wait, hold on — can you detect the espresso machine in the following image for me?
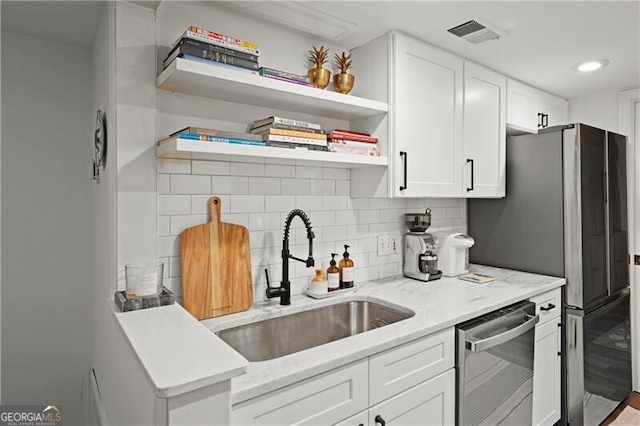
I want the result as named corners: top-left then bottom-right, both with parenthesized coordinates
top-left (403, 209), bottom-right (442, 282)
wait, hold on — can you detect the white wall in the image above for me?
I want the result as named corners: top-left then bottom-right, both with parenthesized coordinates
top-left (1, 31), bottom-right (93, 424)
top-left (568, 90), bottom-right (620, 132)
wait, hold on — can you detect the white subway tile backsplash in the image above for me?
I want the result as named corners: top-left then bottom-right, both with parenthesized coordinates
top-left (170, 256), bottom-right (181, 278)
top-left (322, 225), bottom-right (348, 242)
top-left (248, 177), bottom-right (281, 195)
top-left (309, 211), bottom-right (336, 227)
top-left (230, 162), bottom-right (265, 177)
top-left (158, 216), bottom-right (171, 236)
top-left (323, 167), bottom-right (348, 180)
top-left (230, 195), bottom-right (264, 213)
top-left (157, 174), bottom-right (170, 195)
top-left (282, 178), bottom-right (310, 195)
top-left (369, 198), bottom-right (390, 210)
top-left (170, 215), bottom-right (208, 235)
top-left (335, 211), bottom-right (358, 226)
top-left (265, 195), bottom-right (296, 212)
top-left (158, 235), bottom-right (180, 257)
top-left (349, 198), bottom-right (370, 210)
top-left (447, 206), bottom-right (463, 218)
top-left (323, 195), bottom-right (348, 211)
top-left (158, 158), bottom-right (191, 174)
top-left (171, 175), bottom-right (211, 194)
top-left (310, 179), bottom-right (335, 195)
top-left (335, 181), bottom-right (350, 196)
top-left (296, 165), bottom-right (323, 179)
top-left (265, 164), bottom-right (296, 177)
top-left (192, 160), bottom-right (230, 175)
top-left (157, 159), bottom-right (467, 298)
top-left (295, 195), bottom-right (324, 211)
top-left (221, 213), bottom-right (249, 227)
top-left (158, 195), bottom-right (191, 215)
top-left (248, 212), bottom-right (283, 231)
top-left (191, 194), bottom-right (230, 215)
top-left (357, 210), bottom-right (380, 224)
top-left (212, 176), bottom-right (249, 194)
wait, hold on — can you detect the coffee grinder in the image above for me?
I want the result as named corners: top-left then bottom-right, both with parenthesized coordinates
top-left (403, 208), bottom-right (442, 282)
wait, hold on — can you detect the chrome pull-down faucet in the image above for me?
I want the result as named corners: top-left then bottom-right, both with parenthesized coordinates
top-left (266, 209), bottom-right (314, 305)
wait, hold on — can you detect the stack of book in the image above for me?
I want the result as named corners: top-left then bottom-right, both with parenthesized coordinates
top-left (327, 129), bottom-right (381, 156)
top-left (164, 25), bottom-right (260, 73)
top-left (159, 127), bottom-right (266, 147)
top-left (249, 117), bottom-right (328, 151)
top-left (258, 67), bottom-right (314, 88)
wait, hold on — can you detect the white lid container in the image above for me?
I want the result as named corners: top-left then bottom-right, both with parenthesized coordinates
top-left (433, 231), bottom-right (475, 277)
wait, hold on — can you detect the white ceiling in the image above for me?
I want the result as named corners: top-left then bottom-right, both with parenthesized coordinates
top-left (2, 1), bottom-right (638, 99)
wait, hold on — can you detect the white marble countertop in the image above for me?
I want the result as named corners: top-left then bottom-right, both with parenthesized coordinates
top-left (114, 302), bottom-right (248, 398)
top-left (201, 264), bottom-right (565, 405)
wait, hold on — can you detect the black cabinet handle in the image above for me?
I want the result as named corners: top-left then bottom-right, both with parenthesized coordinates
top-left (543, 113), bottom-right (549, 128)
top-left (540, 303), bottom-right (556, 311)
top-left (358, 424), bottom-right (364, 426)
top-left (399, 151), bottom-right (407, 191)
top-left (538, 113), bottom-right (544, 128)
top-left (375, 415), bottom-right (386, 426)
top-left (466, 158), bottom-right (474, 192)
top-left (558, 351), bottom-right (562, 356)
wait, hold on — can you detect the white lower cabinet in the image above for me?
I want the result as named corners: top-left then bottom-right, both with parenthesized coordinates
top-left (368, 370), bottom-right (455, 426)
top-left (530, 288), bottom-right (562, 426)
top-left (232, 329), bottom-right (455, 426)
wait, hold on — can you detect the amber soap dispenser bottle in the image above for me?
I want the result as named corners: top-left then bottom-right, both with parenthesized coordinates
top-left (339, 244), bottom-right (355, 288)
top-left (327, 253), bottom-right (340, 291)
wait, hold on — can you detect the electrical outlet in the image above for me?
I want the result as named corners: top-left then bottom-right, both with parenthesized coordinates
top-left (377, 234), bottom-right (399, 256)
top-left (377, 234), bottom-right (386, 256)
top-left (389, 233), bottom-right (399, 255)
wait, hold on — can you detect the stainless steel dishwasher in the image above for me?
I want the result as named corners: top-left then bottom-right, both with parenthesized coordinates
top-left (456, 300), bottom-right (539, 426)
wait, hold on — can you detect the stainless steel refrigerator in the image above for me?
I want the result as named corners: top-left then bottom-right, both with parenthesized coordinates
top-left (468, 123), bottom-right (631, 426)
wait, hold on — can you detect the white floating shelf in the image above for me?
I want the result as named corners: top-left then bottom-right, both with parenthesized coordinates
top-left (157, 59), bottom-right (388, 120)
top-left (157, 139), bottom-right (388, 168)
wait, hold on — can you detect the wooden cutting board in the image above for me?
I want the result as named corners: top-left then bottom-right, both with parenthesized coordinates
top-left (181, 196), bottom-right (253, 320)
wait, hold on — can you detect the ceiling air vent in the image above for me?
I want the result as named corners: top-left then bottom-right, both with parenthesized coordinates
top-left (447, 19), bottom-right (501, 44)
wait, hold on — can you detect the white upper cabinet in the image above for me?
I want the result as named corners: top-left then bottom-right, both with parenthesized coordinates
top-left (463, 62), bottom-right (506, 198)
top-left (351, 31), bottom-right (505, 198)
top-left (538, 90), bottom-right (568, 128)
top-left (507, 78), bottom-right (568, 134)
top-left (393, 32), bottom-right (464, 197)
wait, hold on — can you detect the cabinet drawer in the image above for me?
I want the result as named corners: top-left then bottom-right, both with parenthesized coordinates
top-left (232, 360), bottom-right (368, 426)
top-left (530, 288), bottom-right (562, 323)
top-left (369, 328), bottom-right (454, 406)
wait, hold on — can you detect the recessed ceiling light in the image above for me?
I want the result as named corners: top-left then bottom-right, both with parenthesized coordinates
top-left (574, 59), bottom-right (610, 72)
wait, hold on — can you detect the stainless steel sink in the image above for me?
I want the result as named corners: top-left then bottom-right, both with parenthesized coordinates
top-left (215, 300), bottom-right (414, 362)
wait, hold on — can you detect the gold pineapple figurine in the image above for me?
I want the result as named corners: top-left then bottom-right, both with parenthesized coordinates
top-left (333, 51), bottom-right (355, 94)
top-left (308, 46), bottom-right (331, 89)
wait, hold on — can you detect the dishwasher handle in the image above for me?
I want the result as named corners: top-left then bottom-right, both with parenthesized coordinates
top-left (466, 313), bottom-right (539, 352)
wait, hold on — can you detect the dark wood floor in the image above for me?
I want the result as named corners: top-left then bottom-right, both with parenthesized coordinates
top-left (601, 392), bottom-right (640, 425)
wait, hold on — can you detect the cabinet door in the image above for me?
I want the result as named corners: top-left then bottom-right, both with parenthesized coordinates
top-left (393, 32), bottom-right (463, 197)
top-left (369, 369), bottom-right (455, 426)
top-left (507, 79), bottom-right (539, 134)
top-left (538, 91), bottom-right (568, 128)
top-left (532, 318), bottom-right (561, 426)
top-left (463, 62), bottom-right (506, 198)
top-left (232, 361), bottom-right (368, 425)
